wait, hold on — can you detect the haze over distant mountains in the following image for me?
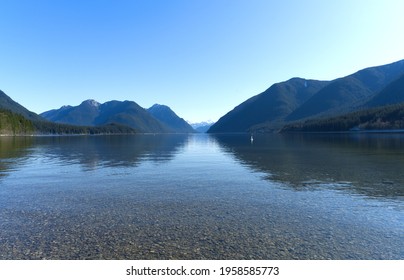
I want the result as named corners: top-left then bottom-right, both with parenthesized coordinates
top-left (190, 121), bottom-right (215, 133)
top-left (209, 59), bottom-right (404, 133)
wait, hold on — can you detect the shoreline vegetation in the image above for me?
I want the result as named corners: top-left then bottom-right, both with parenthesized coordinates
top-left (2, 104), bottom-right (404, 136)
top-left (0, 108), bottom-right (136, 136)
top-left (280, 103), bottom-right (404, 133)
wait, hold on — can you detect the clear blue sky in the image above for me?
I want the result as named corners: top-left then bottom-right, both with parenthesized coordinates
top-left (1, 0), bottom-right (404, 122)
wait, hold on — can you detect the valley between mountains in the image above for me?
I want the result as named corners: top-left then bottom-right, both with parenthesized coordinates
top-left (1, 59), bottom-right (404, 135)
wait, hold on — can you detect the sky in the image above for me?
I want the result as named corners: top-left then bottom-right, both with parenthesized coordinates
top-left (1, 0), bottom-right (404, 123)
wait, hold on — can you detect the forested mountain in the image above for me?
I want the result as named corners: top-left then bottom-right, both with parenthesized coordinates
top-left (209, 59), bottom-right (404, 133)
top-left (208, 78), bottom-right (329, 133)
top-left (0, 91), bottom-right (136, 135)
top-left (0, 108), bottom-right (136, 135)
top-left (0, 90), bottom-right (44, 122)
top-left (364, 74), bottom-right (404, 108)
top-left (0, 108), bottom-right (35, 135)
top-left (281, 103), bottom-right (404, 132)
top-left (286, 59), bottom-right (404, 121)
top-left (41, 100), bottom-right (170, 133)
top-left (147, 104), bottom-right (195, 133)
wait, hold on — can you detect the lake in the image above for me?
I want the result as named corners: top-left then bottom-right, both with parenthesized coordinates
top-left (0, 133), bottom-right (403, 259)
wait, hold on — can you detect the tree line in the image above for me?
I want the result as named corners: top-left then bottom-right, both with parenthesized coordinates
top-left (281, 103), bottom-right (404, 132)
top-left (0, 108), bottom-right (136, 135)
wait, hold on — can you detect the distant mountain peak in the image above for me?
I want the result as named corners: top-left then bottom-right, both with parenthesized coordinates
top-left (81, 99), bottom-right (100, 107)
top-left (149, 103), bottom-right (169, 110)
top-left (147, 104), bottom-right (195, 133)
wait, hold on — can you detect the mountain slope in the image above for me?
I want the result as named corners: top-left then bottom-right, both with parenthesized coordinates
top-left (0, 90), bottom-right (44, 121)
top-left (0, 91), bottom-right (136, 135)
top-left (365, 74), bottom-right (404, 108)
top-left (209, 59), bottom-right (404, 133)
top-left (281, 103), bottom-right (404, 132)
top-left (147, 104), bottom-right (195, 133)
top-left (0, 108), bottom-right (35, 135)
top-left (286, 59), bottom-right (404, 121)
top-left (41, 99), bottom-right (100, 126)
top-left (96, 101), bottom-right (168, 133)
top-left (41, 100), bottom-right (171, 133)
top-left (208, 78), bottom-right (329, 133)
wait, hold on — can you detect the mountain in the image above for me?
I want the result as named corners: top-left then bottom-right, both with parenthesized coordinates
top-left (0, 108), bottom-right (35, 135)
top-left (208, 78), bottom-right (329, 133)
top-left (41, 99), bottom-right (100, 126)
top-left (147, 104), bottom-right (195, 133)
top-left (364, 74), bottom-right (404, 108)
top-left (286, 59), bottom-right (404, 121)
top-left (41, 100), bottom-right (169, 133)
top-left (209, 59), bottom-right (404, 133)
top-left (281, 103), bottom-right (404, 132)
top-left (0, 89), bottom-right (44, 121)
top-left (190, 121), bottom-right (215, 133)
top-left (0, 91), bottom-right (136, 135)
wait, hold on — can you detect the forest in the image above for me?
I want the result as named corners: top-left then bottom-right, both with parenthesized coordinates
top-left (0, 108), bottom-right (136, 135)
top-left (281, 103), bottom-right (404, 132)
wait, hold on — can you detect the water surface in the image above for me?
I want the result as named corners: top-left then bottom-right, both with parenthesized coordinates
top-left (0, 134), bottom-right (403, 259)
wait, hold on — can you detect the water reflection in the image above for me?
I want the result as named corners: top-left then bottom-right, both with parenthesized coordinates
top-left (0, 133), bottom-right (403, 260)
top-left (213, 133), bottom-right (404, 200)
top-left (0, 134), bottom-right (189, 173)
top-left (0, 137), bottom-right (35, 177)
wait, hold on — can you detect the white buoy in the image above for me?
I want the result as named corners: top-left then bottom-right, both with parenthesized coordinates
top-left (250, 135), bottom-right (254, 143)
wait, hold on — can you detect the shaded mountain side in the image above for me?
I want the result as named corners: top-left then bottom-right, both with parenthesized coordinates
top-left (208, 78), bottom-right (329, 133)
top-left (147, 104), bottom-right (195, 133)
top-left (42, 99), bottom-right (100, 126)
top-left (286, 59), bottom-right (404, 121)
top-left (41, 100), bottom-right (170, 133)
top-left (285, 76), bottom-right (372, 120)
top-left (209, 59), bottom-right (404, 133)
top-left (364, 74), bottom-right (404, 108)
top-left (94, 101), bottom-right (169, 133)
top-left (40, 105), bottom-right (72, 120)
top-left (281, 103), bottom-right (404, 132)
top-left (0, 90), bottom-right (44, 121)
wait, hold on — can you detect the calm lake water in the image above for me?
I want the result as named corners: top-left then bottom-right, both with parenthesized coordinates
top-left (0, 133), bottom-right (403, 259)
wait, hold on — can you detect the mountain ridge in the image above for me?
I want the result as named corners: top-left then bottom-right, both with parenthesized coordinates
top-left (147, 104), bottom-right (195, 133)
top-left (41, 99), bottom-right (169, 133)
top-left (209, 59), bottom-right (404, 133)
top-left (208, 78), bottom-right (329, 133)
top-left (0, 90), bottom-right (45, 122)
top-left (40, 100), bottom-right (195, 133)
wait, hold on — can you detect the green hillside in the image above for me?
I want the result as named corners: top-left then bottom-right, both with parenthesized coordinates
top-left (0, 90), bottom-right (44, 121)
top-left (0, 108), bottom-right (136, 136)
top-left (0, 109), bottom-right (35, 135)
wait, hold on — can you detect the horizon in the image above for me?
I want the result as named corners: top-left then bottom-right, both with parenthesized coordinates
top-left (1, 0), bottom-right (404, 123)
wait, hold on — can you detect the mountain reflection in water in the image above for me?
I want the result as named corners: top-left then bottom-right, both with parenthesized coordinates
top-left (213, 133), bottom-right (404, 200)
top-left (0, 134), bottom-right (403, 260)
